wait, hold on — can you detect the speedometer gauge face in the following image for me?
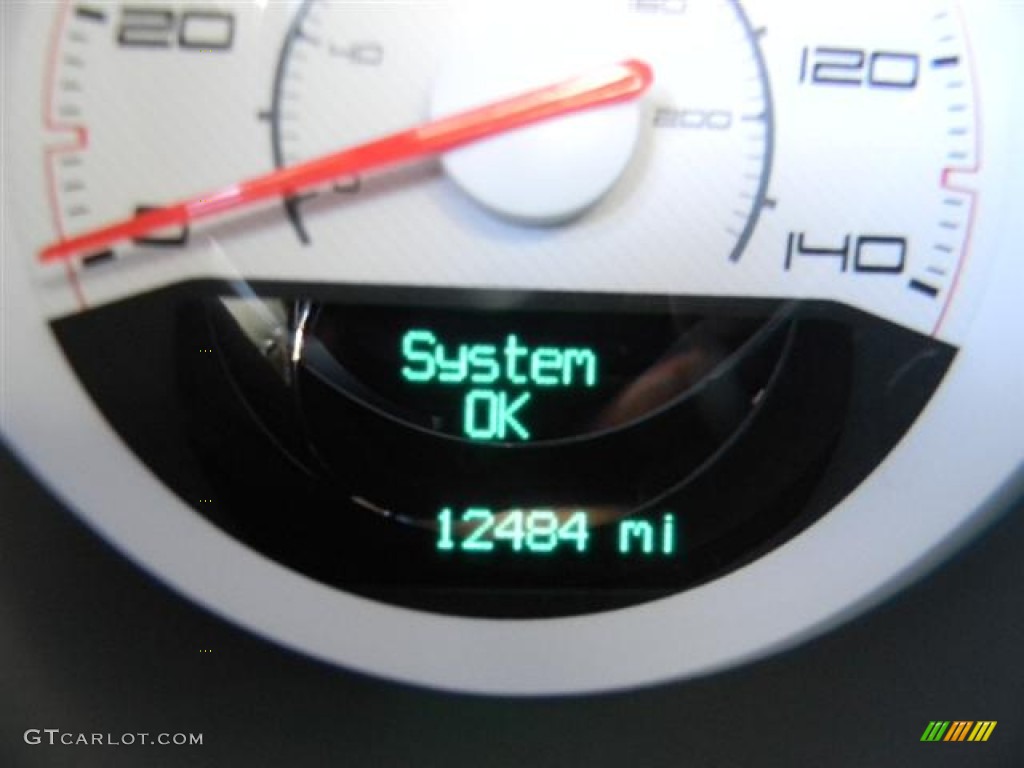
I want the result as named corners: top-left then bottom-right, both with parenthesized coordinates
top-left (3, 1), bottom-right (1022, 693)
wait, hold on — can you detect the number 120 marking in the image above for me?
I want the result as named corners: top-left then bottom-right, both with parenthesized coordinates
top-left (799, 46), bottom-right (919, 90)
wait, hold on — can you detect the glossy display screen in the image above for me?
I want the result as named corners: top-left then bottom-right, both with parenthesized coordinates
top-left (52, 285), bottom-right (954, 616)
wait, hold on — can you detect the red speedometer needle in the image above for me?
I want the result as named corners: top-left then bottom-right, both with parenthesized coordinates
top-left (40, 59), bottom-right (654, 264)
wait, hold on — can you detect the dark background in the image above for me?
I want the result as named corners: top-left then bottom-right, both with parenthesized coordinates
top-left (1, 443), bottom-right (1021, 767)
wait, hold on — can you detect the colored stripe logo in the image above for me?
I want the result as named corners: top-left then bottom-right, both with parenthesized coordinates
top-left (921, 721), bottom-right (997, 742)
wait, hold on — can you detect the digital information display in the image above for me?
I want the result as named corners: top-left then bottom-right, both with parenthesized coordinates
top-left (52, 285), bottom-right (956, 615)
top-left (399, 325), bottom-right (678, 562)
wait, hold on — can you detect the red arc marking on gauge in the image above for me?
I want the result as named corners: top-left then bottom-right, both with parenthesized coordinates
top-left (39, 58), bottom-right (654, 264)
top-left (42, 0), bottom-right (89, 305)
top-left (932, 1), bottom-right (982, 339)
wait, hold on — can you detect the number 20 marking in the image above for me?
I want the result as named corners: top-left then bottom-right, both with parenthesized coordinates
top-left (117, 7), bottom-right (235, 50)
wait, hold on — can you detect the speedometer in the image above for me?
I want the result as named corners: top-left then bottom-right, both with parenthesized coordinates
top-left (2, 0), bottom-right (1022, 694)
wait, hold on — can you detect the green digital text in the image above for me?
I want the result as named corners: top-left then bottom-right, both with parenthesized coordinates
top-left (436, 509), bottom-right (679, 558)
top-left (437, 508), bottom-right (590, 554)
top-left (401, 329), bottom-right (598, 388)
top-left (400, 329), bottom-right (599, 442)
top-left (618, 514), bottom-right (677, 556)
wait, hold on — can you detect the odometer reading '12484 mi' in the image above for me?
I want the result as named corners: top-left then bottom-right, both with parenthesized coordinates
top-left (437, 508), bottom-right (677, 557)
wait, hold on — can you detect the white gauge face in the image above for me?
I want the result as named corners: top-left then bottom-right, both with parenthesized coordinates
top-left (2, 1), bottom-right (1023, 694)
top-left (19, 0), bottom-right (974, 339)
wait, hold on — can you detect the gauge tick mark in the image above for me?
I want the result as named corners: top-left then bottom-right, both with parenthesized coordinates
top-left (74, 6), bottom-right (106, 23)
top-left (909, 279), bottom-right (940, 298)
top-left (82, 249), bottom-right (114, 268)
